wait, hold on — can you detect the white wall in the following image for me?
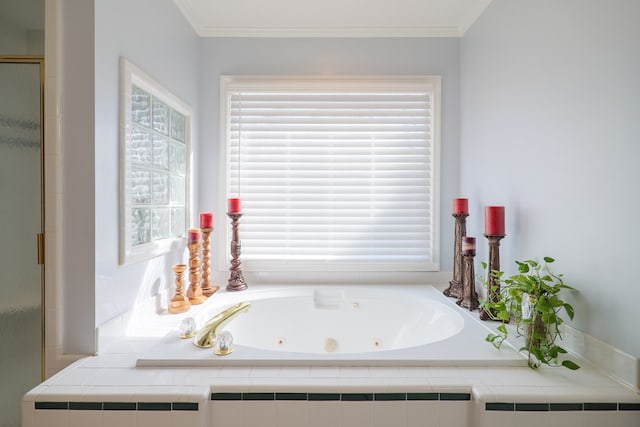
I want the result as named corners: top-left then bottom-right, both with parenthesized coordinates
top-left (61, 0), bottom-right (95, 354)
top-left (460, 0), bottom-right (640, 358)
top-left (93, 0), bottom-right (200, 333)
top-left (199, 38), bottom-right (461, 275)
top-left (61, 4), bottom-right (461, 353)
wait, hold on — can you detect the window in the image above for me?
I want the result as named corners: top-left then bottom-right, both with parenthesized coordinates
top-left (221, 76), bottom-right (440, 271)
top-left (120, 58), bottom-right (191, 264)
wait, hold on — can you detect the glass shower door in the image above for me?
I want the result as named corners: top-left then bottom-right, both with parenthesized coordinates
top-left (0, 60), bottom-right (43, 427)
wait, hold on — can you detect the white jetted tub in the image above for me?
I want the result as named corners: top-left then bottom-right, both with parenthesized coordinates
top-left (136, 285), bottom-right (525, 367)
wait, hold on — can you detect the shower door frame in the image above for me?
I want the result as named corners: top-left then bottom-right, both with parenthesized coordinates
top-left (0, 56), bottom-right (46, 380)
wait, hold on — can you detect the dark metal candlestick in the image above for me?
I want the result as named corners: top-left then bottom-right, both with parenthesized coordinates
top-left (480, 234), bottom-right (506, 321)
top-left (458, 252), bottom-right (479, 311)
top-left (443, 212), bottom-right (468, 299)
top-left (226, 212), bottom-right (247, 292)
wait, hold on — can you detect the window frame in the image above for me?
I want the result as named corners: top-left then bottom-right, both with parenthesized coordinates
top-left (219, 75), bottom-right (441, 272)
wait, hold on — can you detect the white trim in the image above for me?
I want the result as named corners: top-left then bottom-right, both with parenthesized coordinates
top-left (196, 25), bottom-right (463, 38)
top-left (44, 0), bottom-right (63, 378)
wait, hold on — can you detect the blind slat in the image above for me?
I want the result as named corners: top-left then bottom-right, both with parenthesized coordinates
top-left (225, 77), bottom-right (438, 269)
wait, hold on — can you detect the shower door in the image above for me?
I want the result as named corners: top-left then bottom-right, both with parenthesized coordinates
top-left (0, 58), bottom-right (44, 427)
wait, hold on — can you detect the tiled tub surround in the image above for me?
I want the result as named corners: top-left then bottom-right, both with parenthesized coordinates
top-left (23, 285), bottom-right (640, 427)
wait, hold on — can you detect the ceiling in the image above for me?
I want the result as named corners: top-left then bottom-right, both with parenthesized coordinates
top-left (174, 0), bottom-right (494, 38)
top-left (0, 0), bottom-right (491, 38)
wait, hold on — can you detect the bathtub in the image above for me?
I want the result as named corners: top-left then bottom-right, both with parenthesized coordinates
top-left (136, 285), bottom-right (526, 367)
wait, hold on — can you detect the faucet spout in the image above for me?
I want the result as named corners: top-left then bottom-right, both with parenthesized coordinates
top-left (193, 302), bottom-right (250, 348)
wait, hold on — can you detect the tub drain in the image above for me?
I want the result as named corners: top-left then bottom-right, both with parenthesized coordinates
top-left (373, 338), bottom-right (383, 349)
top-left (324, 337), bottom-right (338, 353)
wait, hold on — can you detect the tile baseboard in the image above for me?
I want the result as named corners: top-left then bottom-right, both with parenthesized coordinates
top-left (561, 325), bottom-right (639, 391)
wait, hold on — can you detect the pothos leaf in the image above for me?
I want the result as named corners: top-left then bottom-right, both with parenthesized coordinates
top-left (561, 360), bottom-right (580, 370)
top-left (563, 303), bottom-right (575, 320)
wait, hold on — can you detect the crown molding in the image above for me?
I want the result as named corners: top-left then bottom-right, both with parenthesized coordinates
top-left (195, 26), bottom-right (463, 38)
top-left (193, 25), bottom-right (463, 38)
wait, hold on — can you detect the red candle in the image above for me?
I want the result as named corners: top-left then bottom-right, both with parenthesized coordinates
top-left (187, 228), bottom-right (200, 244)
top-left (485, 206), bottom-right (505, 236)
top-left (462, 236), bottom-right (476, 255)
top-left (453, 198), bottom-right (469, 215)
top-left (199, 212), bottom-right (213, 229)
top-left (228, 198), bottom-right (242, 213)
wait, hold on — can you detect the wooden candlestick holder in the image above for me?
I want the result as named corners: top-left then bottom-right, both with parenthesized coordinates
top-left (480, 234), bottom-right (506, 321)
top-left (186, 242), bottom-right (207, 304)
top-left (443, 212), bottom-right (468, 299)
top-left (226, 212), bottom-right (247, 292)
top-left (458, 252), bottom-right (479, 311)
top-left (168, 264), bottom-right (190, 314)
top-left (200, 227), bottom-right (219, 297)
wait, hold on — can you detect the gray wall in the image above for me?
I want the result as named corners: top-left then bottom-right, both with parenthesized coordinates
top-left (93, 0), bottom-right (199, 331)
top-left (199, 37), bottom-right (461, 274)
top-left (460, 0), bottom-right (640, 357)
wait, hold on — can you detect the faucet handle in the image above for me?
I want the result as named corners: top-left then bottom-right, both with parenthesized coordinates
top-left (214, 331), bottom-right (234, 356)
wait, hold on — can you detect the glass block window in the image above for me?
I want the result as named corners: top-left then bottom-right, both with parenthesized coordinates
top-left (120, 58), bottom-right (191, 264)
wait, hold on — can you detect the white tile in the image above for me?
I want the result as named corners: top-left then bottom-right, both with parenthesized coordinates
top-left (69, 410), bottom-right (103, 427)
top-left (276, 401), bottom-right (308, 427)
top-left (407, 400), bottom-right (439, 427)
top-left (398, 367), bottom-right (432, 378)
top-left (370, 368), bottom-right (403, 378)
top-left (582, 411), bottom-right (618, 427)
top-left (618, 411), bottom-right (640, 427)
top-left (49, 367), bottom-right (98, 386)
top-left (341, 401), bottom-right (374, 427)
top-left (102, 411), bottom-right (136, 427)
top-left (439, 401), bottom-right (470, 427)
top-left (21, 400), bottom-right (35, 427)
top-left (79, 354), bottom-right (138, 368)
top-left (137, 411), bottom-right (172, 427)
top-left (243, 401), bottom-right (276, 427)
top-left (172, 410), bottom-right (204, 427)
top-left (250, 368), bottom-right (281, 378)
top-left (340, 367), bottom-right (371, 378)
top-left (309, 367), bottom-right (341, 378)
top-left (478, 410), bottom-right (515, 427)
top-left (219, 367), bottom-right (251, 378)
top-left (546, 412), bottom-right (587, 427)
top-left (308, 401), bottom-right (340, 427)
top-left (374, 401), bottom-right (407, 427)
top-left (211, 400), bottom-right (242, 427)
top-left (515, 411), bottom-right (548, 427)
top-left (34, 409), bottom-right (68, 427)
top-left (279, 367), bottom-right (311, 378)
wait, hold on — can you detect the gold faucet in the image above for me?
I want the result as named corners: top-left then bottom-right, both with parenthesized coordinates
top-left (193, 302), bottom-right (250, 348)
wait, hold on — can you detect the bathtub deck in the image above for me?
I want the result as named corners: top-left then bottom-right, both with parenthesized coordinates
top-left (135, 285), bottom-right (527, 368)
top-left (23, 348), bottom-right (640, 427)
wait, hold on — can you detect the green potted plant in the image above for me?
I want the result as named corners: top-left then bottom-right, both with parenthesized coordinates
top-left (481, 256), bottom-right (580, 370)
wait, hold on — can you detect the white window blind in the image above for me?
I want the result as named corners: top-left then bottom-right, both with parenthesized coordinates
top-left (222, 76), bottom-right (440, 271)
